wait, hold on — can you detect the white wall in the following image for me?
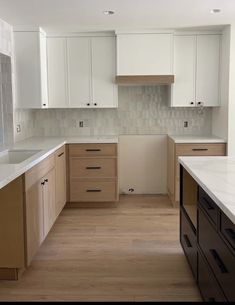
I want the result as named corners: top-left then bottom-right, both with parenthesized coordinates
top-left (119, 135), bottom-right (167, 194)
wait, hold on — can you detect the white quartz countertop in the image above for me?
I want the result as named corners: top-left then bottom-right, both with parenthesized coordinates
top-left (169, 135), bottom-right (226, 144)
top-left (179, 156), bottom-right (235, 224)
top-left (0, 136), bottom-right (118, 190)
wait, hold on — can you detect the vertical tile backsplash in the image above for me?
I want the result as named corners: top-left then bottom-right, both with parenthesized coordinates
top-left (33, 86), bottom-right (212, 137)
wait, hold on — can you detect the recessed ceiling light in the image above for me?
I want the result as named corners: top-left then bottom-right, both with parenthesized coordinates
top-left (103, 10), bottom-right (115, 15)
top-left (210, 8), bottom-right (221, 14)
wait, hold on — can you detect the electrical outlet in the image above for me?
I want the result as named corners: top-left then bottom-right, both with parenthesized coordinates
top-left (79, 121), bottom-right (84, 128)
top-left (184, 121), bottom-right (188, 128)
top-left (16, 124), bottom-right (21, 133)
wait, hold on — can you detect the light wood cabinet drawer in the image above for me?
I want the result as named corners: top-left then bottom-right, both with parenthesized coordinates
top-left (70, 158), bottom-right (117, 178)
top-left (25, 154), bottom-right (55, 191)
top-left (69, 144), bottom-right (117, 157)
top-left (70, 178), bottom-right (117, 202)
top-left (176, 143), bottom-right (226, 156)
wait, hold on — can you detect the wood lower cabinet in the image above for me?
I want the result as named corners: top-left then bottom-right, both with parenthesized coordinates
top-left (167, 137), bottom-right (226, 206)
top-left (180, 166), bottom-right (235, 302)
top-left (25, 178), bottom-right (44, 266)
top-left (68, 144), bottom-right (118, 203)
top-left (55, 145), bottom-right (66, 217)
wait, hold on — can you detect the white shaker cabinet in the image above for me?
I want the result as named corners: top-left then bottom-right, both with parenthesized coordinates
top-left (14, 29), bottom-right (48, 108)
top-left (116, 33), bottom-right (173, 75)
top-left (171, 34), bottom-right (221, 107)
top-left (91, 36), bottom-right (117, 108)
top-left (67, 37), bottom-right (91, 107)
top-left (47, 38), bottom-right (69, 108)
top-left (196, 35), bottom-right (220, 107)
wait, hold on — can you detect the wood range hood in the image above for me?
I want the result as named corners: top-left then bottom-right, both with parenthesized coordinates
top-left (115, 75), bottom-right (174, 85)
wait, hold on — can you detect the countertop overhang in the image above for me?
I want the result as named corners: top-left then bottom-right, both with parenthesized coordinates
top-left (179, 156), bottom-right (235, 224)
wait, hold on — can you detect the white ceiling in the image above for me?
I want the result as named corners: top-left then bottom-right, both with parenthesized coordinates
top-left (0, 0), bottom-right (234, 32)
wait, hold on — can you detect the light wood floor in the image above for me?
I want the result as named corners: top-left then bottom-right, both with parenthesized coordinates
top-left (0, 195), bottom-right (201, 302)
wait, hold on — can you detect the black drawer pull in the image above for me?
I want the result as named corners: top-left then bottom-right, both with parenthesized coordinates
top-left (192, 148), bottom-right (208, 151)
top-left (202, 197), bottom-right (214, 210)
top-left (58, 152), bottom-right (64, 157)
top-left (86, 189), bottom-right (102, 192)
top-left (183, 234), bottom-right (192, 248)
top-left (225, 228), bottom-right (235, 244)
top-left (210, 249), bottom-right (228, 274)
top-left (86, 166), bottom-right (101, 170)
top-left (86, 149), bottom-right (101, 152)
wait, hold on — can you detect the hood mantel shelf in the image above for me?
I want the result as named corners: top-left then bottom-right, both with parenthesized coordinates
top-left (116, 75), bottom-right (174, 85)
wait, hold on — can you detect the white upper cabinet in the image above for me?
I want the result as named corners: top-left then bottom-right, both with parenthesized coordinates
top-left (116, 33), bottom-right (173, 75)
top-left (91, 36), bottom-right (117, 108)
top-left (67, 37), bottom-right (91, 107)
top-left (171, 34), bottom-right (221, 107)
top-left (196, 35), bottom-right (220, 107)
top-left (14, 29), bottom-right (48, 108)
top-left (47, 38), bottom-right (68, 108)
top-left (171, 35), bottom-right (196, 107)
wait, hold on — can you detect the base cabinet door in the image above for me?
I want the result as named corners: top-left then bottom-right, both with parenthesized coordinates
top-left (55, 146), bottom-right (66, 217)
top-left (198, 250), bottom-right (227, 302)
top-left (25, 180), bottom-right (44, 266)
top-left (43, 169), bottom-right (56, 237)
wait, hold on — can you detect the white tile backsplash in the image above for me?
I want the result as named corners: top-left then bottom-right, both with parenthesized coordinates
top-left (33, 86), bottom-right (212, 137)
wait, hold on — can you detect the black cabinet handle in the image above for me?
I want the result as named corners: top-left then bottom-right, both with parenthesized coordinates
top-left (86, 149), bottom-right (101, 152)
top-left (183, 234), bottom-right (192, 248)
top-left (202, 197), bottom-right (214, 210)
top-left (87, 103), bottom-right (90, 106)
top-left (190, 102), bottom-right (194, 105)
top-left (86, 189), bottom-right (102, 192)
top-left (86, 166), bottom-right (101, 170)
top-left (94, 103), bottom-right (97, 106)
top-left (41, 181), bottom-right (45, 186)
top-left (210, 249), bottom-right (228, 274)
top-left (225, 228), bottom-right (235, 245)
top-left (44, 179), bottom-right (48, 183)
top-left (58, 152), bottom-right (64, 157)
top-left (192, 148), bottom-right (208, 151)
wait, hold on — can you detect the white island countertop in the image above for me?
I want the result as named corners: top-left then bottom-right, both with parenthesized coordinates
top-left (169, 135), bottom-right (226, 144)
top-left (0, 136), bottom-right (118, 190)
top-left (179, 156), bottom-right (235, 224)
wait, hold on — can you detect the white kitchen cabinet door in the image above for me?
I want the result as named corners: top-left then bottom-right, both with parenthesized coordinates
top-left (171, 35), bottom-right (196, 107)
top-left (47, 37), bottom-right (68, 108)
top-left (67, 37), bottom-right (91, 108)
top-left (91, 37), bottom-right (118, 108)
top-left (117, 33), bottom-right (173, 75)
top-left (196, 35), bottom-right (221, 107)
top-left (14, 30), bottom-right (48, 108)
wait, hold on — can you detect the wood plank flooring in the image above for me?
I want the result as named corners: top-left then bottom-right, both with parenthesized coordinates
top-left (0, 195), bottom-right (201, 301)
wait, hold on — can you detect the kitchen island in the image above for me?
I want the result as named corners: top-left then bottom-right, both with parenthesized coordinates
top-left (179, 156), bottom-right (235, 302)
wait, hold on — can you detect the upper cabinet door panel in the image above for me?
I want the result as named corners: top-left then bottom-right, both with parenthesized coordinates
top-left (117, 33), bottom-right (173, 75)
top-left (172, 35), bottom-right (196, 107)
top-left (196, 35), bottom-right (221, 107)
top-left (47, 37), bottom-right (68, 108)
top-left (39, 32), bottom-right (49, 108)
top-left (67, 37), bottom-right (91, 108)
top-left (91, 36), bottom-right (117, 108)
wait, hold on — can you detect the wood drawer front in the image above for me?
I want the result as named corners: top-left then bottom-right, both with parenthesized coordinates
top-left (199, 187), bottom-right (218, 226)
top-left (221, 212), bottom-right (235, 253)
top-left (198, 208), bottom-right (235, 301)
top-left (70, 179), bottom-right (117, 202)
top-left (198, 250), bottom-right (227, 302)
top-left (70, 158), bottom-right (117, 178)
top-left (69, 144), bottom-right (117, 157)
top-left (25, 154), bottom-right (55, 191)
top-left (180, 209), bottom-right (197, 279)
top-left (176, 143), bottom-right (226, 157)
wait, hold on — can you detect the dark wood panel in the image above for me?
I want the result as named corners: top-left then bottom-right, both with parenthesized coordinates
top-left (198, 250), bottom-right (227, 302)
top-left (198, 208), bottom-right (235, 301)
top-left (198, 187), bottom-right (218, 227)
top-left (180, 209), bottom-right (197, 279)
